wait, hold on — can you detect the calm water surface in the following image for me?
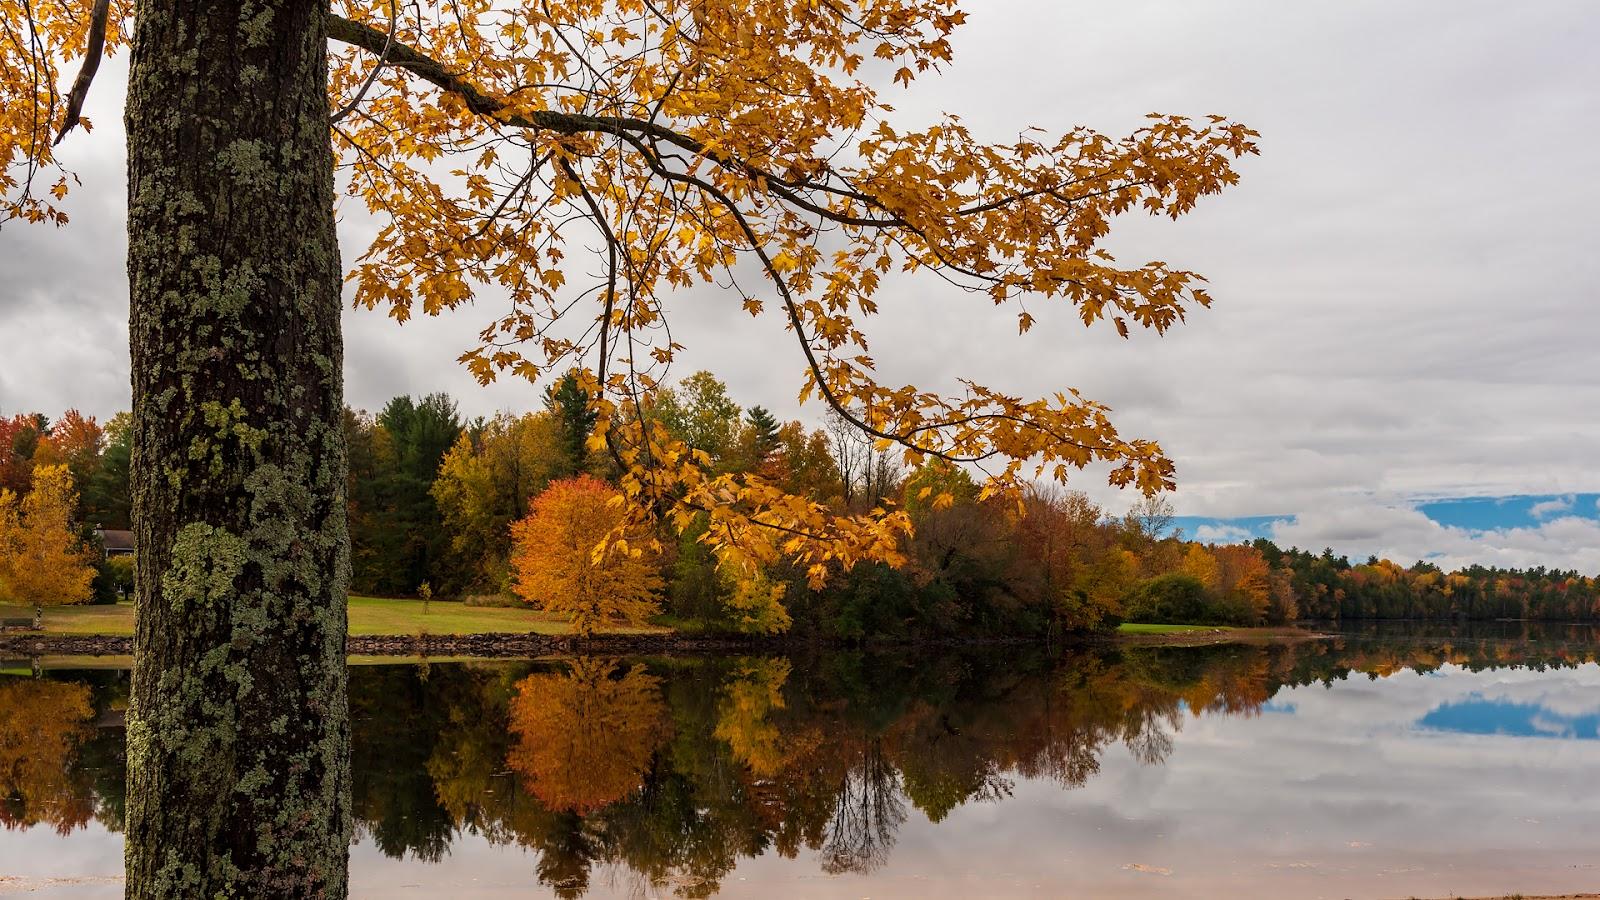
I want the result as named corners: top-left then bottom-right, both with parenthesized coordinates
top-left (4, 624), bottom-right (1600, 898)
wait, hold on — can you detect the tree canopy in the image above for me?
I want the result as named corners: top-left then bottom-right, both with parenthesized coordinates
top-left (509, 474), bottom-right (664, 634)
top-left (0, 463), bottom-right (95, 617)
top-left (2, 0), bottom-right (1257, 598)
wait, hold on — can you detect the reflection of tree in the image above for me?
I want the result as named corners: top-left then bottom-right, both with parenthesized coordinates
top-left (891, 701), bottom-right (1013, 823)
top-left (1122, 706), bottom-right (1177, 767)
top-left (399, 636), bottom-right (1600, 898)
top-left (20, 635), bottom-right (1593, 896)
top-left (0, 679), bottom-right (95, 834)
top-left (508, 659), bottom-right (668, 813)
top-left (534, 809), bottom-right (600, 899)
top-left (349, 665), bottom-right (458, 862)
top-left (819, 737), bottom-right (905, 875)
top-left (714, 658), bottom-right (792, 778)
top-left (425, 668), bottom-right (522, 838)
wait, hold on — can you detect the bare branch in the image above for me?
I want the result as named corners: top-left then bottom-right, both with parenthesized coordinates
top-left (53, 0), bottom-right (109, 145)
top-left (330, 0), bottom-right (396, 125)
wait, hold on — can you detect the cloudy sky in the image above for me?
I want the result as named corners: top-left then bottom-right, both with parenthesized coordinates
top-left (1, 0), bottom-right (1596, 570)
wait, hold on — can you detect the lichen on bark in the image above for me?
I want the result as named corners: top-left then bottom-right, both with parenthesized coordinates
top-left (123, 1), bottom-right (352, 897)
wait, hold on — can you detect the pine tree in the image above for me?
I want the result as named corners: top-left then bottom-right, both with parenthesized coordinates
top-left (544, 372), bottom-right (598, 478)
top-left (744, 406), bottom-right (781, 466)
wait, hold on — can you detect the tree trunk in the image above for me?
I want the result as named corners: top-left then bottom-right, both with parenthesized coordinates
top-left (124, 1), bottom-right (350, 896)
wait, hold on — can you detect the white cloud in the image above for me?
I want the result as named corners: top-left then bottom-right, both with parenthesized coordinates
top-left (1530, 496), bottom-right (1575, 519)
top-left (1271, 498), bottom-right (1600, 571)
top-left (1193, 524), bottom-right (1253, 544)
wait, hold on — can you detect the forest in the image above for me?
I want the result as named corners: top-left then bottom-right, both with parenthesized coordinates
top-left (4, 373), bottom-right (1598, 637)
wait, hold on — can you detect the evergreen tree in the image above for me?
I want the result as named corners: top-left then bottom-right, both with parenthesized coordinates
top-left (351, 394), bottom-right (462, 595)
top-left (744, 406), bottom-right (781, 466)
top-left (82, 413), bottom-right (131, 530)
top-left (544, 372), bottom-right (597, 478)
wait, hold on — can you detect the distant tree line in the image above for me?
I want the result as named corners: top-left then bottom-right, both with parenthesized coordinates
top-left (1259, 543), bottom-right (1600, 623)
top-left (5, 380), bottom-right (1597, 633)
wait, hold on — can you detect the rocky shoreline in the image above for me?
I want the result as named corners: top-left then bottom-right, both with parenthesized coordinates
top-left (0, 630), bottom-right (1057, 659)
top-left (0, 627), bottom-right (1327, 659)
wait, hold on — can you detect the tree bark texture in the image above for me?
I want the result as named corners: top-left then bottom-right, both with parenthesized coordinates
top-left (124, 0), bottom-right (351, 896)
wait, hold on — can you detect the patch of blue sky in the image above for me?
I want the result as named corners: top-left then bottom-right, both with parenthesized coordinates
top-left (1415, 493), bottom-right (1600, 531)
top-left (1171, 515), bottom-right (1285, 543)
top-left (1175, 493), bottom-right (1600, 546)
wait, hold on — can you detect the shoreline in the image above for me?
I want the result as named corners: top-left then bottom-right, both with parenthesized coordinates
top-left (1112, 626), bottom-right (1334, 647)
top-left (0, 626), bottom-right (1330, 659)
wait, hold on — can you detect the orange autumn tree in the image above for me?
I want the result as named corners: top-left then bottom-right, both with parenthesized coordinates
top-left (5, 2), bottom-right (1255, 623)
top-left (0, 464), bottom-right (95, 627)
top-left (509, 475), bottom-right (663, 635)
top-left (1212, 543), bottom-right (1272, 626)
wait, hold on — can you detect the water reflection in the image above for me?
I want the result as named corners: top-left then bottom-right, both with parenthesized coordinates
top-left (4, 628), bottom-right (1600, 897)
top-left (0, 672), bottom-right (124, 836)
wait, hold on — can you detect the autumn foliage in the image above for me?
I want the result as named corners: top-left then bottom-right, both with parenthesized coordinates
top-left (509, 475), bottom-right (663, 635)
top-left (0, 464), bottom-right (95, 620)
top-left (9, 5), bottom-right (1587, 635)
top-left (3, 0), bottom-right (1259, 611)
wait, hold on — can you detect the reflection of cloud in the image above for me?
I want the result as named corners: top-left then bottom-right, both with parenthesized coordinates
top-left (1529, 714), bottom-right (1571, 736)
top-left (880, 660), bottom-right (1600, 899)
top-left (1465, 678), bottom-right (1600, 720)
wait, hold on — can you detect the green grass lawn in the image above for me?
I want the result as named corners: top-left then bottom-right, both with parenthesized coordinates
top-left (1, 597), bottom-right (667, 638)
top-left (1117, 622), bottom-right (1238, 635)
top-left (0, 603), bottom-right (139, 636)
top-left (346, 596), bottom-right (584, 636)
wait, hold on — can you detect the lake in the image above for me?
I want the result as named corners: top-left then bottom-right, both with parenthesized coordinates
top-left (4, 624), bottom-right (1600, 898)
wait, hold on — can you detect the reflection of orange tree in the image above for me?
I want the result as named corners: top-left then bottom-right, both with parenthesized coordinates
top-left (507, 659), bottom-right (668, 813)
top-left (336, 640), bottom-right (1600, 897)
top-left (0, 679), bottom-right (95, 834)
top-left (399, 641), bottom-right (1600, 892)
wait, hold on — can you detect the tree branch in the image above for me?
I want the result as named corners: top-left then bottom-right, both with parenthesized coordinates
top-left (330, 0), bottom-right (396, 125)
top-left (53, 0), bottom-right (109, 145)
top-left (325, 13), bottom-right (905, 227)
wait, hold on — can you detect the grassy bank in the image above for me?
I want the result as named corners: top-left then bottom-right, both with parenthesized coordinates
top-left (1117, 623), bottom-right (1238, 635)
top-left (0, 597), bottom-right (668, 638)
top-left (3, 604), bottom-right (1317, 644)
top-left (1117, 622), bottom-right (1325, 646)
